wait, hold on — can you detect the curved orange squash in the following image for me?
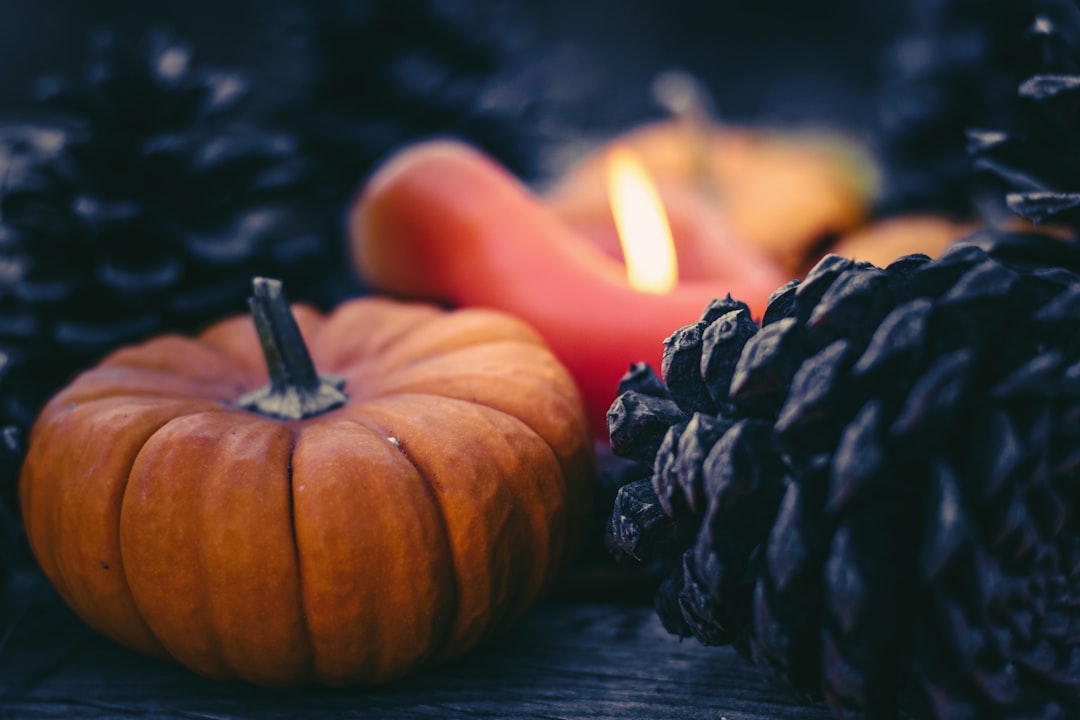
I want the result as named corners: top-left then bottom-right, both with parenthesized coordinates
top-left (350, 140), bottom-right (786, 438)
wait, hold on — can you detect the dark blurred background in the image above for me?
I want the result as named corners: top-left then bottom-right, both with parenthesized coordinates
top-left (0, 0), bottom-right (906, 178)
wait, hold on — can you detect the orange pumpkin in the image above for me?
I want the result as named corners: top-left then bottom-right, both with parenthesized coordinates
top-left (18, 279), bottom-right (594, 687)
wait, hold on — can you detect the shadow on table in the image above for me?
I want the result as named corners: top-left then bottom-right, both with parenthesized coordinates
top-left (0, 565), bottom-right (832, 720)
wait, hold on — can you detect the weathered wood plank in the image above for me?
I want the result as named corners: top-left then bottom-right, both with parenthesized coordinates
top-left (0, 569), bottom-right (832, 720)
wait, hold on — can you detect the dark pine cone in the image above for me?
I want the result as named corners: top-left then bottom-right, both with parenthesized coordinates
top-left (875, 0), bottom-right (1052, 220)
top-left (969, 0), bottom-right (1080, 228)
top-left (263, 0), bottom-right (544, 189)
top-left (606, 234), bottom-right (1080, 719)
top-left (0, 28), bottom-right (358, 512)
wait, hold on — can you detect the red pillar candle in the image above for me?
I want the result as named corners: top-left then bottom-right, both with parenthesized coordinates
top-left (349, 140), bottom-right (787, 438)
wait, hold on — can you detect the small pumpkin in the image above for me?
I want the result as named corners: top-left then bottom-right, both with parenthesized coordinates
top-left (18, 278), bottom-right (594, 687)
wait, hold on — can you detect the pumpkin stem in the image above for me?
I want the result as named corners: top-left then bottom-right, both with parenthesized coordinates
top-left (237, 277), bottom-right (348, 419)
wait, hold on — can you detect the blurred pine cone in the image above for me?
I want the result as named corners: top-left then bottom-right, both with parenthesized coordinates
top-left (0, 28), bottom-right (355, 511)
top-left (263, 0), bottom-right (545, 190)
top-left (606, 234), bottom-right (1080, 719)
top-left (969, 0), bottom-right (1080, 228)
top-left (875, 0), bottom-right (1049, 219)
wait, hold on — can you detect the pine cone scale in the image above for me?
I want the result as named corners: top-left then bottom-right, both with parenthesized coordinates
top-left (606, 234), bottom-right (1080, 717)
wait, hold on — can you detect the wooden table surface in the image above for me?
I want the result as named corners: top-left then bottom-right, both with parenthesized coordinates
top-left (0, 564), bottom-right (835, 720)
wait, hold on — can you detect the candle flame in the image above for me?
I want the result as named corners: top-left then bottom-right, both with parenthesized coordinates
top-left (605, 146), bottom-right (678, 293)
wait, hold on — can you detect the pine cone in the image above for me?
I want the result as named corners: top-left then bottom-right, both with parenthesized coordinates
top-left (263, 0), bottom-right (544, 188)
top-left (606, 234), bottom-right (1080, 719)
top-left (0, 27), bottom-right (358, 509)
top-left (875, 0), bottom-right (1048, 219)
top-left (969, 1), bottom-right (1080, 228)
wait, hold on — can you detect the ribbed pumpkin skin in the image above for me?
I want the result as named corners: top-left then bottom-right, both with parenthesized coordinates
top-left (18, 297), bottom-right (594, 687)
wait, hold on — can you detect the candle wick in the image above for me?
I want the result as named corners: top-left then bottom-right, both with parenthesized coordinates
top-left (651, 69), bottom-right (720, 205)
